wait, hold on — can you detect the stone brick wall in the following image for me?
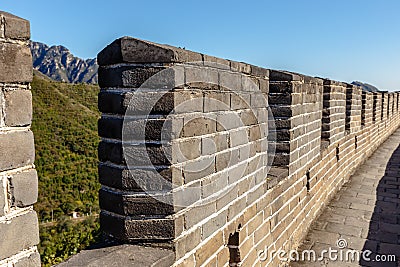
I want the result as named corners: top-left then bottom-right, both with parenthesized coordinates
top-left (0, 11), bottom-right (40, 267)
top-left (345, 84), bottom-right (362, 133)
top-left (269, 72), bottom-right (323, 179)
top-left (362, 91), bottom-right (373, 127)
top-left (97, 37), bottom-right (400, 266)
top-left (321, 80), bottom-right (346, 145)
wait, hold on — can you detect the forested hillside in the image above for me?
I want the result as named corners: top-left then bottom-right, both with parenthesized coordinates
top-left (31, 73), bottom-right (101, 266)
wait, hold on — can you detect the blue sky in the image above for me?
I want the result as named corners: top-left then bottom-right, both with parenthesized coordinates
top-left (2, 0), bottom-right (400, 90)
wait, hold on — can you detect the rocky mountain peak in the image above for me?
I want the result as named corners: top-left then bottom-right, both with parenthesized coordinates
top-left (30, 41), bottom-right (98, 84)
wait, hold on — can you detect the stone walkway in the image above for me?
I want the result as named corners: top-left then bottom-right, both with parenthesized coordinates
top-left (291, 129), bottom-right (400, 267)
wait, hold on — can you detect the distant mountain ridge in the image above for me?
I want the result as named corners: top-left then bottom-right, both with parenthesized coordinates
top-left (30, 41), bottom-right (98, 84)
top-left (351, 81), bottom-right (380, 92)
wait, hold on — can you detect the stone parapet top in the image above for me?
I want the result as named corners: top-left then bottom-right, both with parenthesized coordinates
top-left (0, 11), bottom-right (30, 40)
top-left (97, 37), bottom-right (271, 78)
top-left (57, 244), bottom-right (174, 267)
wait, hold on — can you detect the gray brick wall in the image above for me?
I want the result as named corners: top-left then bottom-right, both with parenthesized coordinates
top-left (0, 11), bottom-right (40, 267)
top-left (97, 37), bottom-right (400, 266)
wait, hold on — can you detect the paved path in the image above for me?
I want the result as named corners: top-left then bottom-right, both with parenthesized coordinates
top-left (291, 129), bottom-right (400, 267)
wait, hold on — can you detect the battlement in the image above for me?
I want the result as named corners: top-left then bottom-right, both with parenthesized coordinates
top-left (1, 11), bottom-right (400, 267)
top-left (95, 38), bottom-right (400, 266)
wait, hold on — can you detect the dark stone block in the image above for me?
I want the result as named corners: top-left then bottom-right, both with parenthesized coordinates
top-left (97, 37), bottom-right (202, 65)
top-left (98, 66), bottom-right (166, 88)
top-left (269, 70), bottom-right (302, 82)
top-left (271, 153), bottom-right (290, 166)
top-left (98, 117), bottom-right (123, 139)
top-left (270, 106), bottom-right (293, 118)
top-left (56, 244), bottom-right (174, 267)
top-left (269, 93), bottom-right (291, 105)
top-left (269, 82), bottom-right (293, 93)
top-left (99, 188), bottom-right (174, 216)
top-left (98, 163), bottom-right (172, 191)
top-left (98, 117), bottom-right (169, 141)
top-left (98, 141), bottom-right (124, 164)
top-left (98, 141), bottom-right (170, 166)
top-left (267, 167), bottom-right (289, 185)
top-left (98, 91), bottom-right (174, 115)
top-left (100, 211), bottom-right (175, 241)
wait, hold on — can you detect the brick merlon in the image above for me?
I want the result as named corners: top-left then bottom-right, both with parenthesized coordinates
top-left (97, 36), bottom-right (271, 79)
top-left (0, 11), bottom-right (30, 40)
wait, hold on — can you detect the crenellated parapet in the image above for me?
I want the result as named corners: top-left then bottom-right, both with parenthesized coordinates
top-left (96, 37), bottom-right (400, 266)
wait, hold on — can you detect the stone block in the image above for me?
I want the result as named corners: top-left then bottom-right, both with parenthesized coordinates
top-left (100, 211), bottom-right (175, 241)
top-left (185, 65), bottom-right (219, 90)
top-left (14, 252), bottom-right (41, 267)
top-left (0, 211), bottom-right (39, 260)
top-left (98, 66), bottom-right (168, 88)
top-left (173, 138), bottom-right (201, 162)
top-left (4, 89), bottom-right (32, 127)
top-left (241, 75), bottom-right (259, 92)
top-left (201, 172), bottom-right (228, 199)
top-left (56, 244), bottom-right (174, 267)
top-left (184, 201), bottom-right (216, 230)
top-left (201, 210), bottom-right (228, 239)
top-left (250, 65), bottom-right (269, 78)
top-left (0, 42), bottom-right (32, 83)
top-left (0, 130), bottom-right (35, 172)
top-left (98, 141), bottom-right (169, 166)
top-left (173, 90), bottom-right (203, 114)
top-left (97, 37), bottom-right (202, 65)
top-left (0, 11), bottom-right (30, 40)
top-left (230, 92), bottom-right (251, 110)
top-left (269, 70), bottom-right (302, 82)
top-left (98, 163), bottom-right (173, 191)
top-left (99, 188), bottom-right (173, 216)
top-left (230, 129), bottom-right (249, 147)
top-left (194, 231), bottom-right (223, 265)
top-left (216, 112), bottom-right (242, 131)
top-left (219, 70), bottom-right (241, 91)
top-left (182, 156), bottom-right (215, 183)
top-left (175, 227), bottom-right (201, 258)
top-left (202, 55), bottom-right (230, 70)
top-left (10, 169), bottom-right (38, 207)
top-left (98, 90), bottom-right (175, 115)
top-left (98, 117), bottom-right (173, 141)
top-left (182, 116), bottom-right (216, 137)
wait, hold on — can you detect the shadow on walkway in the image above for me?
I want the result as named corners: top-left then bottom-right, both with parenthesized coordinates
top-left (360, 144), bottom-right (400, 267)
